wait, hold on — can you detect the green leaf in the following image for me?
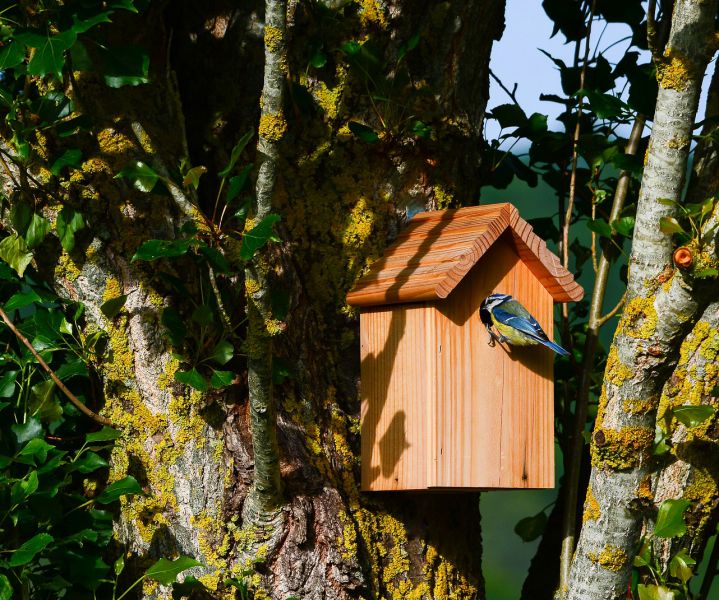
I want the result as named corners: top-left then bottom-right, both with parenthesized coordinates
top-left (210, 370), bottom-right (234, 388)
top-left (18, 438), bottom-right (53, 464)
top-left (26, 213), bottom-right (51, 249)
top-left (611, 216), bottom-right (635, 238)
top-left (659, 216), bottom-right (686, 235)
top-left (637, 584), bottom-right (677, 600)
top-left (240, 214), bottom-right (281, 261)
top-left (0, 370), bottom-right (17, 398)
top-left (348, 121), bottom-right (379, 143)
top-left (672, 405), bottom-right (715, 428)
top-left (114, 160), bottom-right (159, 192)
top-left (669, 548), bottom-right (695, 584)
top-left (114, 555), bottom-right (125, 577)
top-left (102, 44), bottom-right (150, 87)
top-left (586, 219), bottom-right (612, 238)
top-left (86, 426), bottom-right (122, 443)
top-left (11, 203), bottom-right (32, 236)
top-left (12, 417), bottom-right (43, 445)
top-left (491, 103), bottom-right (528, 128)
top-left (11, 470), bottom-right (39, 503)
top-left (24, 30), bottom-right (77, 78)
top-left (226, 164), bottom-right (253, 203)
top-left (100, 294), bottom-right (127, 319)
top-left (5, 289), bottom-right (41, 311)
top-left (411, 120), bottom-right (432, 138)
top-left (219, 130), bottom-right (254, 178)
top-left (0, 42), bottom-right (26, 70)
top-left (29, 379), bottom-right (62, 423)
top-left (56, 207), bottom-right (85, 252)
top-left (96, 475), bottom-right (144, 504)
top-left (578, 88), bottom-right (629, 119)
top-left (55, 358), bottom-right (88, 380)
top-left (0, 234), bottom-right (33, 277)
top-left (0, 574), bottom-right (12, 600)
top-left (161, 307), bottom-right (187, 347)
top-left (8, 533), bottom-right (53, 567)
top-left (50, 148), bottom-right (83, 176)
top-left (145, 556), bottom-right (203, 586)
top-left (183, 166), bottom-right (207, 190)
top-left (73, 451), bottom-right (109, 473)
top-left (132, 238), bottom-right (193, 262)
top-left (695, 268), bottom-right (719, 279)
top-left (209, 340), bottom-right (233, 365)
top-left (310, 46), bottom-right (327, 68)
top-left (654, 498), bottom-right (691, 538)
top-left (174, 368), bottom-right (209, 392)
top-left (514, 511), bottom-right (547, 542)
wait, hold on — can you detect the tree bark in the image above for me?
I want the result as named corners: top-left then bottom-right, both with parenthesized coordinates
top-left (565, 1), bottom-right (719, 598)
top-left (10, 1), bottom-right (506, 598)
top-left (652, 59), bottom-right (719, 567)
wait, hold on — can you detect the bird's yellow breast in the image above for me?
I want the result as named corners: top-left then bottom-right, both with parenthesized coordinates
top-left (492, 315), bottom-right (536, 346)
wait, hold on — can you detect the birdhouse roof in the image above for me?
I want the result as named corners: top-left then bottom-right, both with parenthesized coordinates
top-left (346, 203), bottom-right (584, 307)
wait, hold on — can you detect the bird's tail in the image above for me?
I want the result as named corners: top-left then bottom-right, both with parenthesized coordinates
top-left (541, 339), bottom-right (570, 356)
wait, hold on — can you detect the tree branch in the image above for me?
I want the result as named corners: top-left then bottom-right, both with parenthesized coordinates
top-left (242, 0), bottom-right (286, 524)
top-left (0, 306), bottom-right (112, 426)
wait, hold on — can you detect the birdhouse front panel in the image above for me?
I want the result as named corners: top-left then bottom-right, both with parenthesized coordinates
top-left (348, 203), bottom-right (583, 492)
top-left (431, 239), bottom-right (554, 489)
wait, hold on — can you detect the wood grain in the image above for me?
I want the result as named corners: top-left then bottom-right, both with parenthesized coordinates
top-left (346, 202), bottom-right (583, 307)
top-left (360, 237), bottom-right (555, 491)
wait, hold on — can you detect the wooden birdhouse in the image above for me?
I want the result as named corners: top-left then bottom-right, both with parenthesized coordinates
top-left (347, 203), bottom-right (583, 491)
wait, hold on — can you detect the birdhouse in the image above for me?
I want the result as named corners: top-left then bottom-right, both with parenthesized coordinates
top-left (347, 203), bottom-right (583, 491)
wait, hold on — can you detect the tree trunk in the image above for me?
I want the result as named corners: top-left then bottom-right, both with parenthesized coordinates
top-left (23, 1), bottom-right (506, 598)
top-left (652, 60), bottom-right (719, 567)
top-left (565, 1), bottom-right (719, 598)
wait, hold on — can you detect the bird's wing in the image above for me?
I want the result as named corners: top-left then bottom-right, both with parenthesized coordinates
top-left (493, 306), bottom-right (550, 343)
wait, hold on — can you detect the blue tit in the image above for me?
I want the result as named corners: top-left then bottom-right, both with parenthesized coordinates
top-left (479, 293), bottom-right (569, 356)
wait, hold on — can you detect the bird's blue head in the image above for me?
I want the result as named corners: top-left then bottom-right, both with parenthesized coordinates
top-left (479, 293), bottom-right (512, 324)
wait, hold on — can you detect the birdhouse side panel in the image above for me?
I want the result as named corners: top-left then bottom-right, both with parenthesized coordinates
top-left (430, 238), bottom-right (555, 489)
top-left (360, 304), bottom-right (434, 491)
top-left (501, 259), bottom-right (554, 489)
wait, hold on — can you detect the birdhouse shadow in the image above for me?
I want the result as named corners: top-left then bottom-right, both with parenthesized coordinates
top-left (360, 217), bottom-right (454, 487)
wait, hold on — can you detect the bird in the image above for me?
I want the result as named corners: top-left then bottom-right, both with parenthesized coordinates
top-left (479, 293), bottom-right (569, 356)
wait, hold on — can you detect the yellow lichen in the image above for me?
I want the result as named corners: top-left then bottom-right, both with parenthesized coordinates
top-left (623, 397), bottom-right (656, 415)
top-left (657, 48), bottom-right (695, 91)
top-left (358, 0), bottom-right (388, 28)
top-left (259, 112), bottom-right (287, 142)
top-left (587, 544), bottom-right (629, 572)
top-left (583, 485), bottom-right (601, 522)
top-left (591, 426), bottom-right (654, 470)
top-left (620, 296), bottom-right (658, 340)
top-left (264, 25), bottom-right (283, 52)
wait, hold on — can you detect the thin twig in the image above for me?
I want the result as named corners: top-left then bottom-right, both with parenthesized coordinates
top-left (489, 68), bottom-right (520, 106)
top-left (647, 0), bottom-right (660, 61)
top-left (208, 266), bottom-right (232, 331)
top-left (597, 292), bottom-right (627, 327)
top-left (0, 306), bottom-right (112, 426)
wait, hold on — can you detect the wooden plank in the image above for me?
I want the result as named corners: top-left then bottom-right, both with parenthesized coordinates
top-left (360, 304), bottom-right (431, 491)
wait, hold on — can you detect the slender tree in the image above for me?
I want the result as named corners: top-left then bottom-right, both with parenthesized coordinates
top-left (566, 1), bottom-right (719, 598)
